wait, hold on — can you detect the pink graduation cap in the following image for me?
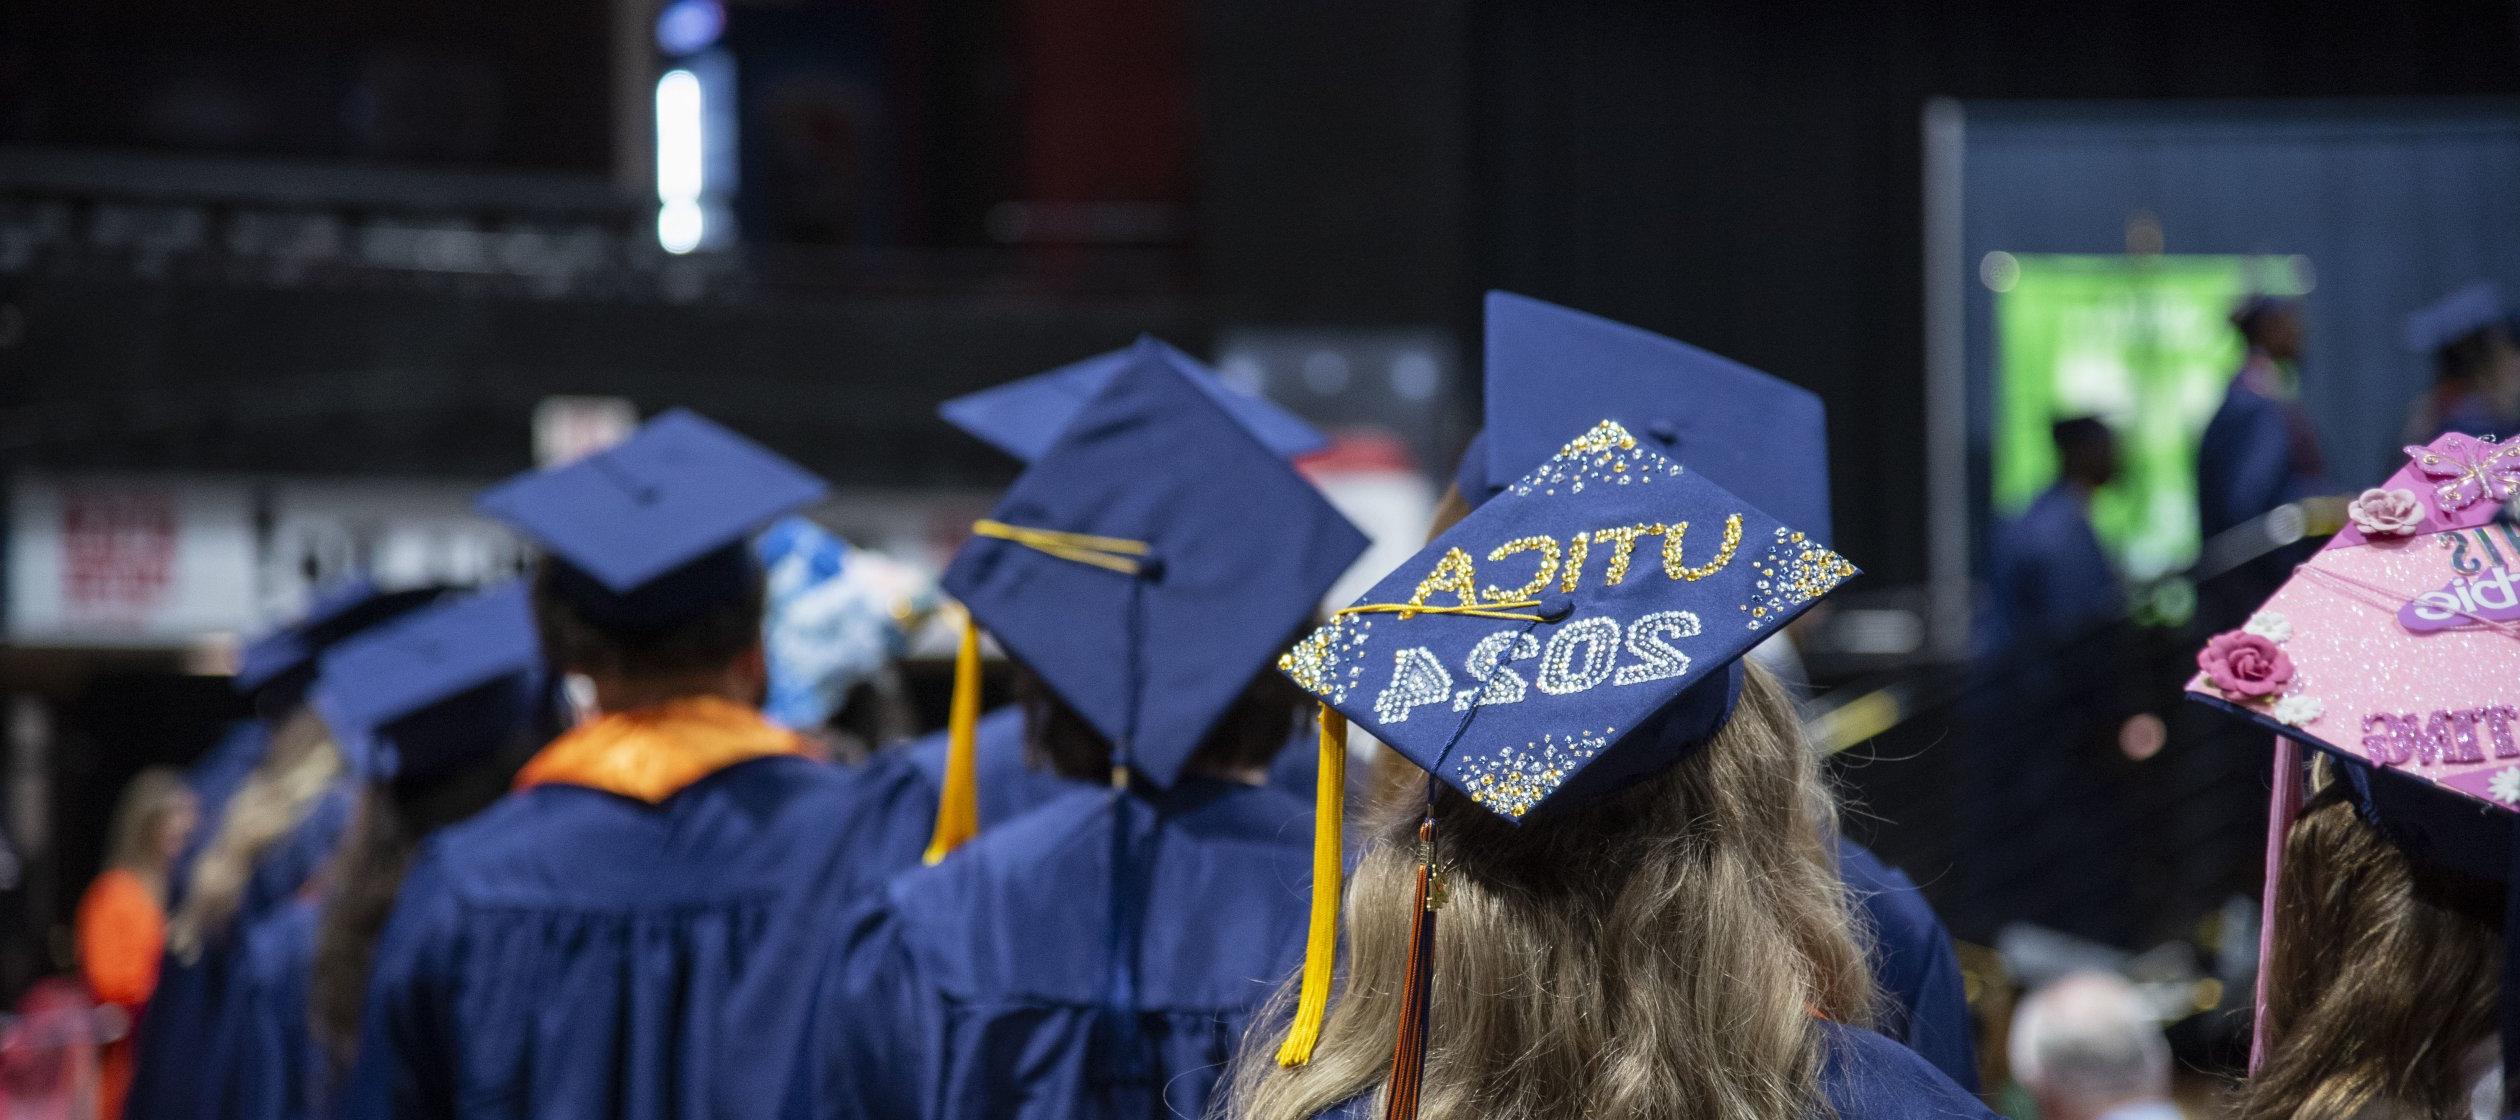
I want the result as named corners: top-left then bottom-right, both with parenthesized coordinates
top-left (2185, 429), bottom-right (2520, 1101)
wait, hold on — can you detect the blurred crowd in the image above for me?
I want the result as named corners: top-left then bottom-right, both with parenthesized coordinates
top-left (1, 283), bottom-right (2517, 1120)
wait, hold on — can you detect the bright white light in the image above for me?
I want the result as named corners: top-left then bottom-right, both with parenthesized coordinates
top-left (657, 199), bottom-right (705, 255)
top-left (655, 69), bottom-right (706, 252)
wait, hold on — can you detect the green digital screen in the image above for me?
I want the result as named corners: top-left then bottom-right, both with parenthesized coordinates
top-left (1991, 253), bottom-right (2313, 582)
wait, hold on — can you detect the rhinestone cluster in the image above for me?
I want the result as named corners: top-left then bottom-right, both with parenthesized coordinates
top-left (1456, 727), bottom-right (1611, 818)
top-left (1279, 614), bottom-right (1373, 704)
top-left (1739, 528), bottom-right (1857, 631)
top-left (1508, 420), bottom-right (1685, 499)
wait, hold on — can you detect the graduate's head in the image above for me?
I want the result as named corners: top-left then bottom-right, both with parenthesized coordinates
top-left (2239, 768), bottom-right (2505, 1120)
top-left (1246, 408), bottom-right (1867, 1120)
top-left (476, 409), bottom-right (828, 713)
top-left (2404, 282), bottom-right (2514, 394)
top-left (928, 344), bottom-right (1360, 849)
top-left (2009, 973), bottom-right (2170, 1120)
top-left (1016, 643), bottom-right (1308, 786)
top-left (2051, 416), bottom-right (2119, 490)
top-left (1235, 660), bottom-right (1875, 1120)
top-left (2234, 294), bottom-right (2305, 362)
top-left (530, 549), bottom-right (769, 705)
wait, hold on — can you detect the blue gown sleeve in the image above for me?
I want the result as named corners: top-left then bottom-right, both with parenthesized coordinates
top-left (340, 850), bottom-right (463, 1120)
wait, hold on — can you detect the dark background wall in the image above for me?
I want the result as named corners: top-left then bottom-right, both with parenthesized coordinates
top-left (5, 0), bottom-right (2520, 587)
top-left (1468, 0), bottom-right (2520, 583)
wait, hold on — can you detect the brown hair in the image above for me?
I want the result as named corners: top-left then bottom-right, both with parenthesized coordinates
top-left (309, 729), bottom-right (543, 1064)
top-left (530, 555), bottom-right (766, 681)
top-left (2236, 772), bottom-right (2503, 1120)
top-left (1228, 662), bottom-right (1878, 1120)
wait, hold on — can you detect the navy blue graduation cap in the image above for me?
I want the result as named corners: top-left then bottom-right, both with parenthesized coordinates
top-left (312, 581), bottom-right (553, 783)
top-left (2404, 281), bottom-right (2507, 354)
top-left (1462, 292), bottom-right (1832, 542)
top-left (235, 577), bottom-right (453, 707)
top-left (937, 345), bottom-right (1366, 795)
top-left (938, 336), bottom-right (1327, 464)
top-left (1298, 418), bottom-right (1853, 820)
top-left (476, 408), bottom-right (828, 630)
top-left (1271, 419), bottom-right (1859, 1074)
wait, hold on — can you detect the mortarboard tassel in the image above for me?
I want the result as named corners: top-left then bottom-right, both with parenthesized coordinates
top-left (1276, 703), bottom-right (1349, 1067)
top-left (1383, 812), bottom-right (1440, 1120)
top-left (922, 610), bottom-right (985, 864)
top-left (2249, 736), bottom-right (2302, 1073)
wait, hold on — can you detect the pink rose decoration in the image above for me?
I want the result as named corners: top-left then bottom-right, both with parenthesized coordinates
top-left (2198, 631), bottom-right (2294, 699)
top-left (2347, 487), bottom-right (2425, 537)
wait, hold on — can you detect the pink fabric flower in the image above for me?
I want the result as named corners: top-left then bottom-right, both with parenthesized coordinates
top-left (2348, 487), bottom-right (2426, 537)
top-left (2198, 631), bottom-right (2294, 699)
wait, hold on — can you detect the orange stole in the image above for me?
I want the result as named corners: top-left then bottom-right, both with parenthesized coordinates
top-left (515, 697), bottom-right (807, 804)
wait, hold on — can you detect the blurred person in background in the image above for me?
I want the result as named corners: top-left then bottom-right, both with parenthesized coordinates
top-left (789, 351), bottom-right (1364, 1120)
top-left (129, 583), bottom-right (445, 1120)
top-left (2008, 972), bottom-right (2176, 1120)
top-left (203, 584), bottom-right (561, 1120)
top-left (345, 412), bottom-right (904, 1119)
top-left (837, 338), bottom-right (1337, 880)
top-left (1986, 417), bottom-right (2125, 652)
top-left (1964, 416), bottom-right (2144, 948)
top-left (2397, 281), bottom-right (2520, 448)
top-left (2197, 294), bottom-right (2327, 567)
top-left (75, 769), bottom-right (194, 1120)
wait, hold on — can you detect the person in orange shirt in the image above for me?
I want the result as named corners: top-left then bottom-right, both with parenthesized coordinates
top-left (76, 767), bottom-right (197, 1120)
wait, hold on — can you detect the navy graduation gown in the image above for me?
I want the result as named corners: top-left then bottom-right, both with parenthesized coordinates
top-left (343, 754), bottom-right (894, 1120)
top-left (130, 781), bottom-right (351, 1120)
top-left (219, 897), bottom-right (326, 1120)
top-left (1309, 1022), bottom-right (1993, 1120)
top-left (1836, 839), bottom-right (1976, 1092)
top-left (847, 708), bottom-right (1089, 875)
top-left (796, 780), bottom-right (1313, 1120)
top-left (848, 707), bottom-right (1324, 880)
top-left (2195, 362), bottom-right (2327, 542)
top-left (1813, 1021), bottom-right (1999, 1120)
top-left (1984, 484), bottom-right (2121, 656)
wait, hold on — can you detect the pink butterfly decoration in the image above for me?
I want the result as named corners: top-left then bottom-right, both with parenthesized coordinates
top-left (2404, 433), bottom-right (2520, 512)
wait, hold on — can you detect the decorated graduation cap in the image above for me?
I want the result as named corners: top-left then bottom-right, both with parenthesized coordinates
top-left (477, 408), bottom-right (828, 631)
top-left (235, 577), bottom-right (454, 709)
top-left (2185, 429), bottom-right (2520, 1107)
top-left (921, 341), bottom-right (1368, 862)
top-left (939, 335), bottom-right (1327, 463)
top-left (2404, 280), bottom-right (2508, 354)
top-left (312, 581), bottom-right (555, 784)
top-left (1458, 292), bottom-right (1832, 541)
top-left (754, 517), bottom-right (938, 730)
top-left (1270, 419), bottom-right (1858, 1087)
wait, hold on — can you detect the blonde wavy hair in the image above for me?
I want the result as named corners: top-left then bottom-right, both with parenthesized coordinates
top-left (166, 707), bottom-right (343, 959)
top-left (1228, 662), bottom-right (1878, 1120)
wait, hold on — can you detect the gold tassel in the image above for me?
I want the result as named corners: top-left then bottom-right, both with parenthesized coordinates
top-left (923, 611), bottom-right (985, 864)
top-left (1275, 704), bottom-right (1348, 1067)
